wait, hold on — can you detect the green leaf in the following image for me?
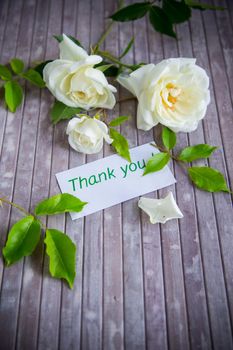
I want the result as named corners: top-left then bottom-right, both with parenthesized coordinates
top-left (3, 216), bottom-right (41, 266)
top-left (94, 61), bottom-right (119, 77)
top-left (96, 64), bottom-right (113, 73)
top-left (162, 127), bottom-right (176, 150)
top-left (51, 100), bottom-right (83, 124)
top-left (188, 166), bottom-right (230, 192)
top-left (10, 58), bottom-right (24, 74)
top-left (143, 152), bottom-right (170, 175)
top-left (184, 0), bottom-right (225, 10)
top-left (35, 193), bottom-right (87, 216)
top-left (4, 81), bottom-right (23, 112)
top-left (21, 68), bottom-right (45, 87)
top-left (163, 0), bottom-right (191, 24)
top-left (109, 116), bottom-right (129, 127)
top-left (0, 64), bottom-right (12, 80)
top-left (178, 144), bottom-right (217, 162)
top-left (110, 2), bottom-right (151, 21)
top-left (119, 37), bottom-right (134, 59)
top-left (109, 128), bottom-right (131, 162)
top-left (44, 229), bottom-right (76, 288)
top-left (130, 63), bottom-right (146, 71)
top-left (34, 60), bottom-right (53, 77)
top-left (149, 5), bottom-right (177, 38)
top-left (54, 34), bottom-right (83, 48)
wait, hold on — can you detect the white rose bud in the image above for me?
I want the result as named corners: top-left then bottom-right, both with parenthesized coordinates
top-left (43, 34), bottom-right (116, 110)
top-left (66, 115), bottom-right (113, 154)
top-left (117, 58), bottom-right (210, 132)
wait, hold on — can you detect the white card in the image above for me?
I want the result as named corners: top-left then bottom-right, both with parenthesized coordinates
top-left (56, 142), bottom-right (176, 220)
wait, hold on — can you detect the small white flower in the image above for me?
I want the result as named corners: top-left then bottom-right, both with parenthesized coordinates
top-left (43, 34), bottom-right (116, 110)
top-left (138, 192), bottom-right (183, 224)
top-left (67, 115), bottom-right (113, 154)
top-left (117, 58), bottom-right (210, 132)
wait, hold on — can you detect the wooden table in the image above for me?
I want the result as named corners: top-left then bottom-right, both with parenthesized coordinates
top-left (0, 0), bottom-right (232, 349)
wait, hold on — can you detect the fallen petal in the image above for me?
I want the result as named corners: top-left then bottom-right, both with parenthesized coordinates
top-left (138, 191), bottom-right (183, 224)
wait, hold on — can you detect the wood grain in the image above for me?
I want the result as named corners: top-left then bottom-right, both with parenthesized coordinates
top-left (0, 0), bottom-right (232, 349)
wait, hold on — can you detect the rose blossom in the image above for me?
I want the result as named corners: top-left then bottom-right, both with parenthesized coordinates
top-left (43, 34), bottom-right (116, 110)
top-left (66, 115), bottom-right (113, 154)
top-left (117, 58), bottom-right (210, 132)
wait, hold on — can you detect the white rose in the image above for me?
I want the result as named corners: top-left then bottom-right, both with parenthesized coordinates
top-left (43, 34), bottom-right (116, 110)
top-left (66, 115), bottom-right (113, 154)
top-left (117, 58), bottom-right (210, 132)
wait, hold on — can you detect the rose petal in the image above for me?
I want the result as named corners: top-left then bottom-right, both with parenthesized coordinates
top-left (138, 192), bottom-right (183, 224)
top-left (117, 64), bottom-right (154, 98)
top-left (59, 34), bottom-right (89, 61)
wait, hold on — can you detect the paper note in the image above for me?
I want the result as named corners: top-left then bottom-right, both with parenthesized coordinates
top-left (56, 142), bottom-right (176, 220)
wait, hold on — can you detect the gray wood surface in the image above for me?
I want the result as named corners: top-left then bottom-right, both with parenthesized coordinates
top-left (0, 0), bottom-right (232, 349)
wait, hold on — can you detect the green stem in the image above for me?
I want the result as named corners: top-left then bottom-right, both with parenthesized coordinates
top-left (150, 143), bottom-right (188, 170)
top-left (92, 0), bottom-right (124, 53)
top-left (0, 195), bottom-right (47, 231)
top-left (93, 20), bottom-right (115, 53)
top-left (0, 196), bottom-right (31, 217)
top-left (97, 50), bottom-right (134, 69)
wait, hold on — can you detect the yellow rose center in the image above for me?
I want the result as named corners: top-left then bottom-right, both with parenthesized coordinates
top-left (77, 91), bottom-right (86, 99)
top-left (161, 83), bottom-right (181, 111)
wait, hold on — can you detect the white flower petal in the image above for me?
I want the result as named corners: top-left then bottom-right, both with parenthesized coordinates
top-left (95, 118), bottom-right (113, 144)
top-left (66, 117), bottom-right (84, 134)
top-left (43, 60), bottom-right (70, 89)
top-left (59, 34), bottom-right (88, 61)
top-left (85, 67), bottom-right (109, 87)
top-left (137, 92), bottom-right (158, 131)
top-left (117, 64), bottom-right (154, 97)
top-left (138, 192), bottom-right (183, 224)
top-left (97, 90), bottom-right (116, 109)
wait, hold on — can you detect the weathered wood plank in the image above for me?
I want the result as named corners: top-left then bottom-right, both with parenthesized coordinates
top-left (136, 17), bottom-right (168, 350)
top-left (119, 11), bottom-right (146, 350)
top-left (175, 21), bottom-right (212, 350)
top-left (0, 0), bottom-right (9, 155)
top-left (0, 1), bottom-right (39, 349)
top-left (102, 1), bottom-right (124, 350)
top-left (81, 1), bottom-right (104, 349)
top-left (36, 0), bottom-right (66, 349)
top-left (0, 1), bottom-right (232, 349)
top-left (158, 34), bottom-right (190, 350)
top-left (190, 7), bottom-right (233, 349)
top-left (205, 1), bottom-right (233, 325)
top-left (213, 0), bottom-right (233, 106)
top-left (14, 1), bottom-right (51, 349)
top-left (0, 0), bottom-right (24, 280)
top-left (58, 0), bottom-right (85, 349)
